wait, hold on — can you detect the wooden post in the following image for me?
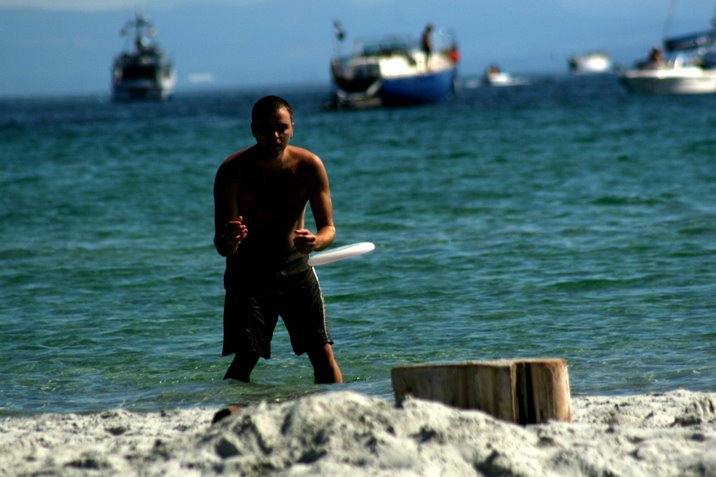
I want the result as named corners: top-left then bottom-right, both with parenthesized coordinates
top-left (391, 358), bottom-right (571, 424)
top-left (514, 358), bottom-right (572, 424)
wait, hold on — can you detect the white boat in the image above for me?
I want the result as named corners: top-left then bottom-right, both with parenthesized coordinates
top-left (620, 58), bottom-right (716, 94)
top-left (619, 10), bottom-right (716, 95)
top-left (568, 52), bottom-right (612, 74)
top-left (482, 65), bottom-right (529, 87)
top-left (328, 25), bottom-right (459, 108)
top-left (111, 13), bottom-right (176, 101)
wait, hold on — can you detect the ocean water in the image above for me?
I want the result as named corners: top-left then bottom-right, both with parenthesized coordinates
top-left (1, 75), bottom-right (715, 416)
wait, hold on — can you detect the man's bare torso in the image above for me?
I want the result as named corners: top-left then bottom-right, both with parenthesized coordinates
top-left (221, 144), bottom-right (313, 252)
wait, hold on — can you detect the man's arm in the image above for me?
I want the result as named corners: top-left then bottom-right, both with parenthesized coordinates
top-left (293, 153), bottom-right (335, 253)
top-left (307, 154), bottom-right (336, 251)
top-left (213, 161), bottom-right (246, 257)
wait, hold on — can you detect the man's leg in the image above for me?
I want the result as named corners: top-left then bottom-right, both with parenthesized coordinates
top-left (224, 352), bottom-right (260, 382)
top-left (307, 343), bottom-right (343, 384)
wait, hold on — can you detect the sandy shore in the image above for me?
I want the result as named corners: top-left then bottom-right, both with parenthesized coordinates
top-left (1, 389), bottom-right (714, 476)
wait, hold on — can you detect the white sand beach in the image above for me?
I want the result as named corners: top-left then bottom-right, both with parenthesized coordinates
top-left (1, 389), bottom-right (714, 476)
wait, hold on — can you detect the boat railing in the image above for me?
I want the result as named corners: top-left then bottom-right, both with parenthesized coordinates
top-left (353, 35), bottom-right (415, 57)
top-left (352, 29), bottom-right (457, 54)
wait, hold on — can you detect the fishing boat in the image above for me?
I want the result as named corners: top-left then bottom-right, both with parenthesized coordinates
top-left (567, 51), bottom-right (612, 74)
top-left (328, 24), bottom-right (459, 108)
top-left (111, 12), bottom-right (176, 101)
top-left (619, 10), bottom-right (716, 94)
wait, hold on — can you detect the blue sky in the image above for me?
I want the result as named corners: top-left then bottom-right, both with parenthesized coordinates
top-left (0, 0), bottom-right (714, 97)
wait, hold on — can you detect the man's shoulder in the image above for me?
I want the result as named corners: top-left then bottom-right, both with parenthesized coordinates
top-left (287, 145), bottom-right (321, 164)
top-left (222, 146), bottom-right (254, 165)
top-left (216, 147), bottom-right (256, 177)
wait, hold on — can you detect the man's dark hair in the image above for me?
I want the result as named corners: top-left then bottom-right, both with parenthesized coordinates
top-left (251, 96), bottom-right (293, 123)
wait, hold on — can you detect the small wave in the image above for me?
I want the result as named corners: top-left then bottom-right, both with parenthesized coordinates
top-left (592, 195), bottom-right (659, 206)
top-left (548, 275), bottom-right (660, 292)
top-left (678, 226), bottom-right (716, 236)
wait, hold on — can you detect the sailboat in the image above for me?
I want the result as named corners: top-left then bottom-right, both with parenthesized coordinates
top-left (619, 6), bottom-right (716, 94)
top-left (111, 12), bottom-right (176, 101)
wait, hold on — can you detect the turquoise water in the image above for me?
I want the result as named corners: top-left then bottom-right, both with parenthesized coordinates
top-left (1, 75), bottom-right (715, 416)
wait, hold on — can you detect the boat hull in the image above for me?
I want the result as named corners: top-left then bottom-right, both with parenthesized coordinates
top-left (619, 67), bottom-right (716, 94)
top-left (377, 67), bottom-right (457, 106)
top-left (112, 76), bottom-right (176, 101)
top-left (329, 34), bottom-right (459, 109)
top-left (482, 72), bottom-right (529, 87)
top-left (331, 66), bottom-right (457, 108)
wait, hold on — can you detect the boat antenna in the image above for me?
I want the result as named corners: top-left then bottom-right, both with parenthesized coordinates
top-left (333, 20), bottom-right (346, 57)
top-left (121, 10), bottom-right (154, 53)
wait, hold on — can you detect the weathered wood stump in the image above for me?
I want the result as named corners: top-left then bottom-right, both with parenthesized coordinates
top-left (391, 358), bottom-right (571, 424)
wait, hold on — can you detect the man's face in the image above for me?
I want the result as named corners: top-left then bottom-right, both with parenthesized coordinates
top-left (251, 107), bottom-right (294, 157)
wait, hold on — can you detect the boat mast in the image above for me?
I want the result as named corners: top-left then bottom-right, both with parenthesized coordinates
top-left (662, 0), bottom-right (679, 39)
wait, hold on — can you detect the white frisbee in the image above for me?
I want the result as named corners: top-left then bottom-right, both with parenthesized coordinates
top-left (308, 242), bottom-right (375, 266)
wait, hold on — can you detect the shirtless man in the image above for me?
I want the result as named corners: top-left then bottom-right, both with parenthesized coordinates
top-left (213, 96), bottom-right (342, 384)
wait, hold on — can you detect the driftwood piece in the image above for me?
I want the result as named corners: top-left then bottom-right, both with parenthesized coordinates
top-left (391, 358), bottom-right (571, 424)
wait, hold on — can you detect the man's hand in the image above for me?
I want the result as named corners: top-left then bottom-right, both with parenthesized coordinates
top-left (216, 216), bottom-right (248, 256)
top-left (224, 217), bottom-right (248, 243)
top-left (293, 228), bottom-right (317, 254)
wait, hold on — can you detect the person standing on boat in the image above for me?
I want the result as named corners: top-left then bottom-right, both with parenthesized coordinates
top-left (421, 23), bottom-right (434, 69)
top-left (213, 96), bottom-right (343, 384)
top-left (640, 47), bottom-right (665, 69)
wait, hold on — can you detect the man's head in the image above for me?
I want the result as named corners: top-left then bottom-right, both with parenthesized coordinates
top-left (251, 95), bottom-right (293, 124)
top-left (251, 96), bottom-right (295, 156)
